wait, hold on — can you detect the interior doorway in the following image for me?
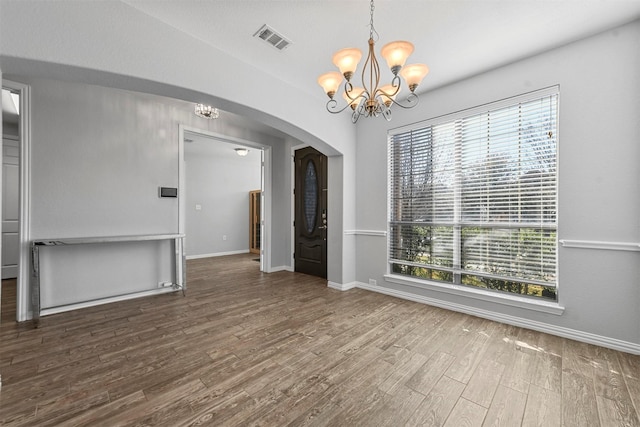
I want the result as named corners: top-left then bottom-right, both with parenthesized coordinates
top-left (294, 146), bottom-right (328, 279)
top-left (179, 126), bottom-right (269, 272)
top-left (1, 84), bottom-right (22, 322)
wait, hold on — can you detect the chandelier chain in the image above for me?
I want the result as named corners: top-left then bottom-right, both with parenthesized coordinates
top-left (369, 0), bottom-right (378, 41)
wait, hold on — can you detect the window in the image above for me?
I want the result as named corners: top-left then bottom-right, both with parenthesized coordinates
top-left (388, 88), bottom-right (558, 300)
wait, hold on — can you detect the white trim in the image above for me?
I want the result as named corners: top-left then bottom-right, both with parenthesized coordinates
top-left (261, 146), bottom-right (272, 273)
top-left (3, 80), bottom-right (31, 321)
top-left (41, 287), bottom-right (179, 316)
top-left (186, 249), bottom-right (249, 260)
top-left (178, 126), bottom-right (186, 234)
top-left (267, 265), bottom-right (294, 273)
top-left (356, 281), bottom-right (640, 355)
top-left (344, 229), bottom-right (387, 237)
top-left (384, 273), bottom-right (563, 315)
top-left (328, 281), bottom-right (357, 291)
top-left (559, 239), bottom-right (640, 252)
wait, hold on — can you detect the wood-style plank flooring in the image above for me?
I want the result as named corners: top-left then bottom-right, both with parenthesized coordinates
top-left (1, 254), bottom-right (639, 426)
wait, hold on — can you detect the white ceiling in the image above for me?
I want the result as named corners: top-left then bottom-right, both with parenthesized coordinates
top-left (4, 1), bottom-right (639, 137)
top-left (122, 0), bottom-right (640, 100)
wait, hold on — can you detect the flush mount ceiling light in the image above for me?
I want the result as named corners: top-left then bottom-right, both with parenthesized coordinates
top-left (194, 104), bottom-right (219, 119)
top-left (318, 0), bottom-right (429, 123)
top-left (235, 148), bottom-right (249, 156)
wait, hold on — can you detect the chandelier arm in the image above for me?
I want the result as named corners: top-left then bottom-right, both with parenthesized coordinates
top-left (359, 37), bottom-right (382, 118)
top-left (384, 92), bottom-right (421, 110)
top-left (327, 80), bottom-right (369, 115)
top-left (366, 39), bottom-right (381, 99)
top-left (343, 81), bottom-right (360, 103)
top-left (373, 76), bottom-right (401, 100)
top-left (382, 105), bottom-right (392, 121)
top-left (354, 101), bottom-right (368, 122)
top-left (326, 98), bottom-right (356, 115)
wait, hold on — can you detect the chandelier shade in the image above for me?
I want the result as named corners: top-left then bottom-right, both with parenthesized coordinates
top-left (332, 48), bottom-right (363, 80)
top-left (379, 84), bottom-right (400, 107)
top-left (318, 0), bottom-right (429, 123)
top-left (380, 41), bottom-right (414, 72)
top-left (343, 86), bottom-right (365, 109)
top-left (317, 72), bottom-right (343, 99)
top-left (400, 64), bottom-right (430, 92)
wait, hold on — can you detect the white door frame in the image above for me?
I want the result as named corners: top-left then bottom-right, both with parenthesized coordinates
top-left (2, 79), bottom-right (31, 321)
top-left (178, 125), bottom-right (272, 272)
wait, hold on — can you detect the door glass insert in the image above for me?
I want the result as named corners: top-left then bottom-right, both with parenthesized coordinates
top-left (304, 161), bottom-right (318, 233)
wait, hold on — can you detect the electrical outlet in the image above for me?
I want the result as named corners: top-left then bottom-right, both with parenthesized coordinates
top-left (369, 279), bottom-right (377, 286)
top-left (223, 235), bottom-right (227, 241)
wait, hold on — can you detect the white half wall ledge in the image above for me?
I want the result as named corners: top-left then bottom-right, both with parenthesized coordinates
top-left (186, 250), bottom-right (250, 260)
top-left (344, 230), bottom-right (387, 236)
top-left (355, 281), bottom-right (640, 355)
top-left (559, 239), bottom-right (640, 251)
top-left (384, 274), bottom-right (563, 316)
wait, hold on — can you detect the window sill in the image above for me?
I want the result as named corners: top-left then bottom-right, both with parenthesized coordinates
top-left (383, 274), bottom-right (564, 316)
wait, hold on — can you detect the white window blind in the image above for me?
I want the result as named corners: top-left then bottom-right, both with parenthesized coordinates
top-left (388, 88), bottom-right (558, 300)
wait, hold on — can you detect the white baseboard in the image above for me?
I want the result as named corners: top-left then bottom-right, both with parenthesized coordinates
top-left (268, 265), bottom-right (294, 273)
top-left (328, 281), bottom-right (358, 291)
top-left (355, 281), bottom-right (640, 355)
top-left (186, 250), bottom-right (249, 260)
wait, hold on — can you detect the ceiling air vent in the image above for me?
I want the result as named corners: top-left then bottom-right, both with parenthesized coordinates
top-left (253, 24), bottom-right (292, 51)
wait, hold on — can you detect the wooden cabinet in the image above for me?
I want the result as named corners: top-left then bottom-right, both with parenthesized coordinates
top-left (249, 190), bottom-right (261, 255)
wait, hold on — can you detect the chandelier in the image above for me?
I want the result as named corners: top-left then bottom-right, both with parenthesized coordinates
top-left (317, 0), bottom-right (429, 123)
top-left (194, 104), bottom-right (219, 119)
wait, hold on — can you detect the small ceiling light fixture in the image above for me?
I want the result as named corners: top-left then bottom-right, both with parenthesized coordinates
top-left (318, 0), bottom-right (429, 123)
top-left (194, 104), bottom-right (220, 119)
top-left (235, 148), bottom-right (249, 157)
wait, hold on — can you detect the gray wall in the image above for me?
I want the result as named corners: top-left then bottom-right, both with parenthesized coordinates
top-left (13, 77), bottom-right (291, 310)
top-left (184, 138), bottom-right (261, 257)
top-left (355, 20), bottom-right (640, 348)
top-left (0, 0), bottom-right (357, 289)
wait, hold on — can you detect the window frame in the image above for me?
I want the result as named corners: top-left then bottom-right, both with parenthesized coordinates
top-left (386, 86), bottom-right (563, 314)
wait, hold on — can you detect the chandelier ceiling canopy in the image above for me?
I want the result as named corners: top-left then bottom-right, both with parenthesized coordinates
top-left (318, 0), bottom-right (429, 123)
top-left (194, 104), bottom-right (219, 119)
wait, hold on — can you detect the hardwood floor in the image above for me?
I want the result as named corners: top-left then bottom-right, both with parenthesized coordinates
top-left (1, 254), bottom-right (639, 426)
top-left (1, 278), bottom-right (17, 324)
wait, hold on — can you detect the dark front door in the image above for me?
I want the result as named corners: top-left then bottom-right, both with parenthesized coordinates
top-left (294, 147), bottom-right (328, 279)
